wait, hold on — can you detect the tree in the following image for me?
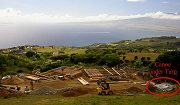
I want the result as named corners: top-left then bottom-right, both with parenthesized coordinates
top-left (0, 65), bottom-right (7, 86)
top-left (18, 46), bottom-right (25, 50)
top-left (98, 54), bottom-right (120, 67)
top-left (0, 55), bottom-right (7, 86)
top-left (134, 56), bottom-right (138, 61)
top-left (70, 54), bottom-right (85, 64)
top-left (147, 57), bottom-right (151, 61)
top-left (134, 60), bottom-right (143, 68)
top-left (51, 55), bottom-right (69, 61)
top-left (123, 56), bottom-right (126, 60)
top-left (26, 51), bottom-right (36, 58)
top-left (141, 57), bottom-right (146, 62)
top-left (35, 54), bottom-right (41, 59)
top-left (84, 53), bottom-right (97, 64)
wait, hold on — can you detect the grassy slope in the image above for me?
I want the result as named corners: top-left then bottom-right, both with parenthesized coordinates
top-left (5, 66), bottom-right (30, 75)
top-left (125, 53), bottom-right (161, 61)
top-left (0, 94), bottom-right (180, 105)
top-left (90, 37), bottom-right (180, 48)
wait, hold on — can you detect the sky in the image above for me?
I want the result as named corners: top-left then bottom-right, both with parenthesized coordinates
top-left (0, 0), bottom-right (180, 48)
top-left (0, 0), bottom-right (180, 23)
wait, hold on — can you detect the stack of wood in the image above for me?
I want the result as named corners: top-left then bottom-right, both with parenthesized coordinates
top-left (84, 69), bottom-right (103, 77)
top-left (77, 77), bottom-right (89, 85)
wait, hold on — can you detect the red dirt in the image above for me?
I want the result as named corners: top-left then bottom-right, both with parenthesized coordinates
top-left (118, 86), bottom-right (143, 94)
top-left (0, 87), bottom-right (23, 97)
top-left (61, 87), bottom-right (89, 97)
top-left (2, 76), bottom-right (24, 85)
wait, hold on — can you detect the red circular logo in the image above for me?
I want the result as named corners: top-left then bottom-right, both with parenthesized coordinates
top-left (146, 77), bottom-right (180, 96)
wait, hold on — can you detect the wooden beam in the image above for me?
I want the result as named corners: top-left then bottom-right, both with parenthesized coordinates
top-left (78, 77), bottom-right (89, 85)
top-left (112, 68), bottom-right (121, 76)
top-left (103, 67), bottom-right (113, 75)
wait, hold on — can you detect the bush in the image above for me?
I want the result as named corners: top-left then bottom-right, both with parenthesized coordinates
top-left (26, 51), bottom-right (36, 58)
top-left (51, 55), bottom-right (69, 61)
top-left (134, 60), bottom-right (143, 68)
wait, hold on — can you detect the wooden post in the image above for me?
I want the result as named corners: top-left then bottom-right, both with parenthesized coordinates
top-left (0, 76), bottom-right (2, 86)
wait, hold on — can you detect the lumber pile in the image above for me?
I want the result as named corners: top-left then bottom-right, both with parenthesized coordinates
top-left (112, 68), bottom-right (121, 76)
top-left (103, 67), bottom-right (113, 75)
top-left (84, 69), bottom-right (103, 77)
top-left (40, 67), bottom-right (82, 77)
top-left (78, 77), bottom-right (89, 85)
top-left (89, 77), bottom-right (104, 82)
top-left (25, 75), bottom-right (40, 81)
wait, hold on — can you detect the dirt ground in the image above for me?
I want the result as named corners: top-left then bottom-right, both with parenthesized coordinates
top-left (1, 68), bottom-right (147, 97)
top-left (1, 77), bottom-right (146, 96)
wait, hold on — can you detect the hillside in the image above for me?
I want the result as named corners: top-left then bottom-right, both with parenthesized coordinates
top-left (88, 36), bottom-right (180, 49)
top-left (0, 36), bottom-right (179, 76)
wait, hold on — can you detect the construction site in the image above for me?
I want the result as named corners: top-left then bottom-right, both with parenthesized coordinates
top-left (0, 66), bottom-right (147, 97)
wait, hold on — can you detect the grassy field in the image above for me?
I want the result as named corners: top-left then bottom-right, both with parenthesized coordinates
top-left (34, 46), bottom-right (87, 55)
top-left (125, 53), bottom-right (161, 61)
top-left (30, 46), bottom-right (161, 61)
top-left (0, 94), bottom-right (180, 105)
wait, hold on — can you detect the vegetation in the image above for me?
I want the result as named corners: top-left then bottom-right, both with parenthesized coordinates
top-left (35, 46), bottom-right (86, 55)
top-left (88, 36), bottom-right (180, 50)
top-left (0, 94), bottom-right (180, 105)
top-left (0, 48), bottom-right (144, 76)
top-left (0, 36), bottom-right (179, 78)
top-left (26, 51), bottom-right (37, 58)
top-left (0, 54), bottom-right (31, 75)
top-left (0, 47), bottom-right (175, 76)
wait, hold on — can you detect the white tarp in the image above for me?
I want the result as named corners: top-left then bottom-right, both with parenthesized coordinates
top-left (154, 82), bottom-right (174, 91)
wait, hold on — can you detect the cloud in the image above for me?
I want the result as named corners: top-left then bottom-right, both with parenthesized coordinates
top-left (0, 8), bottom-right (180, 23)
top-left (127, 0), bottom-right (145, 2)
top-left (161, 1), bottom-right (168, 4)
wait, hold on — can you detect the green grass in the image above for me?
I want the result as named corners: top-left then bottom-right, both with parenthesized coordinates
top-left (4, 66), bottom-right (29, 75)
top-left (34, 46), bottom-right (87, 55)
top-left (0, 94), bottom-right (180, 105)
top-left (125, 53), bottom-right (161, 61)
top-left (63, 48), bottom-right (87, 55)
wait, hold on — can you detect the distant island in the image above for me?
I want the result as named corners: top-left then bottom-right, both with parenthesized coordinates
top-left (88, 36), bottom-right (180, 50)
